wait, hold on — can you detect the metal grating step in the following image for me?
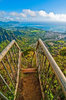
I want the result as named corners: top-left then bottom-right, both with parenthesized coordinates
top-left (22, 68), bottom-right (37, 73)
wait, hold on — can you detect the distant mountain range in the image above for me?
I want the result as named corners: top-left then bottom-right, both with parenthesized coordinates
top-left (0, 27), bottom-right (16, 43)
top-left (0, 21), bottom-right (20, 28)
top-left (0, 25), bottom-right (66, 53)
top-left (0, 21), bottom-right (66, 33)
top-left (0, 21), bottom-right (20, 25)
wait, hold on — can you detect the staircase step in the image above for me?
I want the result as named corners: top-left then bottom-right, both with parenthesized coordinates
top-left (22, 68), bottom-right (37, 73)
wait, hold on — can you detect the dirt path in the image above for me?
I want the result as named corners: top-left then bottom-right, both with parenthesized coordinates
top-left (16, 71), bottom-right (42, 100)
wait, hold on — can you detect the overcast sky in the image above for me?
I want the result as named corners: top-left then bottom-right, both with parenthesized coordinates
top-left (0, 0), bottom-right (66, 22)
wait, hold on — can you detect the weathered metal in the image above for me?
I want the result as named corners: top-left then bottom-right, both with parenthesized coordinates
top-left (0, 92), bottom-right (8, 100)
top-left (36, 38), bottom-right (66, 97)
top-left (0, 74), bottom-right (13, 95)
top-left (9, 50), bottom-right (17, 73)
top-left (5, 55), bottom-right (16, 82)
top-left (0, 40), bottom-right (21, 100)
top-left (1, 60), bottom-right (15, 87)
top-left (0, 39), bottom-right (66, 100)
top-left (0, 40), bottom-right (15, 62)
top-left (14, 50), bottom-right (21, 100)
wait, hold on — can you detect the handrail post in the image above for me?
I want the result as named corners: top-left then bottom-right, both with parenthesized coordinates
top-left (14, 50), bottom-right (21, 100)
top-left (36, 38), bottom-right (66, 96)
top-left (0, 40), bottom-right (21, 99)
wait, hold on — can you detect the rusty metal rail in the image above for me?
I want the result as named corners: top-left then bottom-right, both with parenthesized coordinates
top-left (36, 39), bottom-right (66, 100)
top-left (0, 40), bottom-right (21, 100)
top-left (0, 39), bottom-right (66, 100)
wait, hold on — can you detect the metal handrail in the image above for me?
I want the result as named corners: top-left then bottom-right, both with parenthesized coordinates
top-left (0, 40), bottom-right (21, 100)
top-left (36, 38), bottom-right (66, 96)
top-left (0, 39), bottom-right (66, 99)
top-left (0, 40), bottom-right (20, 62)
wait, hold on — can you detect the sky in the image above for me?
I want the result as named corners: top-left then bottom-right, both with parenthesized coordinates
top-left (0, 0), bottom-right (66, 22)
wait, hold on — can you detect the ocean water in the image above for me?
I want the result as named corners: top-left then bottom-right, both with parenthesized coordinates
top-left (20, 22), bottom-right (66, 33)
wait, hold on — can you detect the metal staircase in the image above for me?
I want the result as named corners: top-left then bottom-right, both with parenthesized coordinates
top-left (0, 39), bottom-right (66, 100)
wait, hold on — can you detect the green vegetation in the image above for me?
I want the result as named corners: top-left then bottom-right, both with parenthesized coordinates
top-left (0, 27), bottom-right (66, 99)
top-left (37, 45), bottom-right (65, 100)
top-left (59, 47), bottom-right (66, 56)
top-left (0, 40), bottom-right (9, 52)
top-left (0, 27), bottom-right (46, 52)
top-left (45, 40), bottom-right (66, 76)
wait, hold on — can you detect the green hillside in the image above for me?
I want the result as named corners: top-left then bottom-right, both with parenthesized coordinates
top-left (0, 27), bottom-right (66, 100)
top-left (0, 27), bottom-right (66, 75)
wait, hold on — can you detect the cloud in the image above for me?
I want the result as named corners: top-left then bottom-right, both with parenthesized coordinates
top-left (0, 11), bottom-right (6, 16)
top-left (38, 10), bottom-right (66, 22)
top-left (10, 12), bottom-right (26, 17)
top-left (39, 10), bottom-right (48, 17)
top-left (10, 12), bottom-right (18, 16)
top-left (23, 9), bottom-right (36, 17)
top-left (20, 13), bottom-right (27, 17)
top-left (0, 9), bottom-right (66, 22)
top-left (5, 17), bottom-right (14, 21)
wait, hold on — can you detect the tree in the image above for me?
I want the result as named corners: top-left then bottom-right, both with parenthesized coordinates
top-left (59, 47), bottom-right (66, 56)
